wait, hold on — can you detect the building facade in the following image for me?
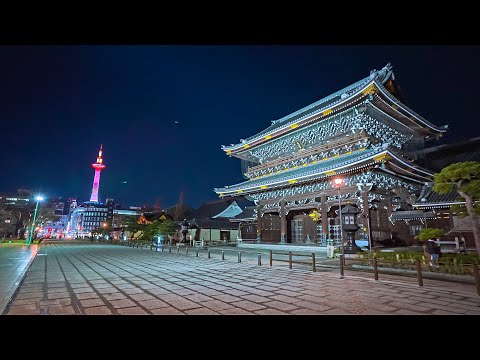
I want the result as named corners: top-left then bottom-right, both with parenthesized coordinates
top-left (214, 63), bottom-right (447, 246)
top-left (67, 199), bottom-right (114, 237)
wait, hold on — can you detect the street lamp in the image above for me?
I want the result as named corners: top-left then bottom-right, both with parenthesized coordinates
top-left (332, 178), bottom-right (345, 262)
top-left (26, 195), bottom-right (44, 247)
top-left (181, 219), bottom-right (189, 244)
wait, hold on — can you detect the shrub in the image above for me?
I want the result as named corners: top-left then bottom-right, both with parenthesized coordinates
top-left (414, 228), bottom-right (445, 242)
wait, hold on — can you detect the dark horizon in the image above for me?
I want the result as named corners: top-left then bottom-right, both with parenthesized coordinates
top-left (1, 45), bottom-right (479, 209)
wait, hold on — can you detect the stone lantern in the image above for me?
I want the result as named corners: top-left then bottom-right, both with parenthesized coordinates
top-left (341, 204), bottom-right (362, 254)
top-left (180, 219), bottom-right (189, 244)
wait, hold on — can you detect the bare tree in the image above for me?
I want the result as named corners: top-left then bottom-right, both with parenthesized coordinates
top-left (173, 192), bottom-right (186, 221)
top-left (0, 207), bottom-right (15, 240)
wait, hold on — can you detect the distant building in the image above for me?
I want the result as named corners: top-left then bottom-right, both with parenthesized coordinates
top-left (0, 191), bottom-right (33, 208)
top-left (68, 200), bottom-right (114, 238)
top-left (111, 208), bottom-right (143, 240)
top-left (38, 215), bottom-right (69, 239)
top-left (414, 137), bottom-right (480, 173)
top-left (139, 210), bottom-right (174, 224)
top-left (386, 137), bottom-right (480, 248)
top-left (183, 198), bottom-right (254, 243)
top-left (0, 191), bottom-right (33, 237)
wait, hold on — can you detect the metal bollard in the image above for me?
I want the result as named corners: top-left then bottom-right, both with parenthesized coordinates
top-left (222, 251), bottom-right (225, 260)
top-left (186, 247), bottom-right (189, 255)
top-left (176, 246), bottom-right (179, 254)
top-left (161, 245), bottom-right (164, 252)
top-left (312, 253), bottom-right (316, 272)
top-left (373, 256), bottom-right (379, 281)
top-left (156, 244), bottom-right (158, 252)
top-left (472, 263), bottom-right (480, 296)
top-left (288, 252), bottom-right (292, 269)
top-left (238, 252), bottom-right (241, 263)
top-left (169, 245), bottom-right (172, 253)
top-left (208, 249), bottom-right (211, 259)
top-left (196, 249), bottom-right (199, 257)
top-left (269, 250), bottom-right (273, 267)
top-left (339, 254), bottom-right (344, 278)
top-left (258, 253), bottom-right (261, 266)
top-left (415, 259), bottom-right (423, 287)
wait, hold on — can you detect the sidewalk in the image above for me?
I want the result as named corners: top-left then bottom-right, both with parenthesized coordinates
top-left (207, 244), bottom-right (479, 287)
top-left (0, 243), bottom-right (39, 314)
top-left (6, 242), bottom-right (480, 315)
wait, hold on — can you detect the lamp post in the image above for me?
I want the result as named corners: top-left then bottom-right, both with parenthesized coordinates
top-left (333, 178), bottom-right (345, 261)
top-left (181, 219), bottom-right (189, 244)
top-left (26, 195), bottom-right (44, 247)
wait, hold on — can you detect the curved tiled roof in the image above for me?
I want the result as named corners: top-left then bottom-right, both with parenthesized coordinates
top-left (215, 147), bottom-right (382, 194)
top-left (374, 80), bottom-right (446, 133)
top-left (413, 183), bottom-right (463, 207)
top-left (230, 206), bottom-right (257, 221)
top-left (390, 210), bottom-right (436, 221)
top-left (188, 199), bottom-right (237, 219)
top-left (189, 218), bottom-right (238, 230)
top-left (222, 64), bottom-right (395, 151)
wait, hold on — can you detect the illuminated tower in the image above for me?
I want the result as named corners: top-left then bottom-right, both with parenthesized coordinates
top-left (89, 145), bottom-right (106, 202)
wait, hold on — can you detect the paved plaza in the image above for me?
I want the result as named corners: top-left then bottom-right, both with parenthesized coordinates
top-left (4, 241), bottom-right (480, 315)
top-left (0, 243), bottom-right (38, 314)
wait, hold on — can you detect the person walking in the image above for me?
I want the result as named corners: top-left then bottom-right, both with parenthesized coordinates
top-left (425, 238), bottom-right (441, 268)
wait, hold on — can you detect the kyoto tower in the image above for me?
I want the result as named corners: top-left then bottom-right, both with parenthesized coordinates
top-left (89, 145), bottom-right (106, 202)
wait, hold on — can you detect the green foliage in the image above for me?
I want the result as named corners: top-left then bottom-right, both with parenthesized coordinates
top-left (135, 219), bottom-right (177, 241)
top-left (414, 228), bottom-right (445, 242)
top-left (361, 250), bottom-right (425, 262)
top-left (158, 220), bottom-right (176, 236)
top-left (360, 250), bottom-right (479, 274)
top-left (433, 161), bottom-right (480, 198)
top-left (451, 203), bottom-right (480, 217)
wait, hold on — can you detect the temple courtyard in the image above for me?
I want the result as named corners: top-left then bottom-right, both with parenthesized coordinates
top-left (3, 241), bottom-right (480, 315)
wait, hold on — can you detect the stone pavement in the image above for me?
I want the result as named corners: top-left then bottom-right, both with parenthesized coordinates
top-left (5, 242), bottom-right (480, 315)
top-left (0, 243), bottom-right (38, 314)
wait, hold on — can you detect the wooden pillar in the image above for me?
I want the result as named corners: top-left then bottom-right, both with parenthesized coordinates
top-left (321, 193), bottom-right (328, 242)
top-left (256, 205), bottom-right (262, 243)
top-left (305, 214), bottom-right (312, 244)
top-left (280, 200), bottom-right (286, 244)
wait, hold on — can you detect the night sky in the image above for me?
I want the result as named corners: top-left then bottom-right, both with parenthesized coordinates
top-left (1, 45), bottom-right (479, 209)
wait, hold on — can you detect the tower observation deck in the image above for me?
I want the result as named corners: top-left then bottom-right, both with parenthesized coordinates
top-left (89, 145), bottom-right (106, 202)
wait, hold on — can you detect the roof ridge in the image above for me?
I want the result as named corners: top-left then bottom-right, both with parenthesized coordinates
top-left (224, 63), bottom-right (394, 149)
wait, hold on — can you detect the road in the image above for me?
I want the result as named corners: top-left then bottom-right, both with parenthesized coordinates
top-left (4, 241), bottom-right (480, 315)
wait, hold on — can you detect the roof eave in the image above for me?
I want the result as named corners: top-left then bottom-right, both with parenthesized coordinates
top-left (223, 80), bottom-right (376, 154)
